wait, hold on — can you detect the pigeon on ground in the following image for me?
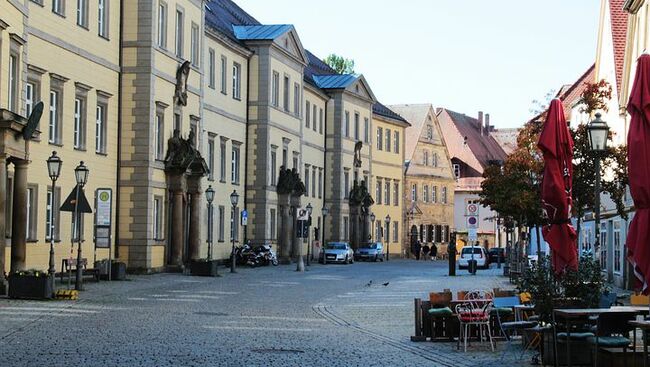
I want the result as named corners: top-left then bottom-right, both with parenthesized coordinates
top-left (382, 282), bottom-right (390, 286)
top-left (365, 280), bottom-right (373, 287)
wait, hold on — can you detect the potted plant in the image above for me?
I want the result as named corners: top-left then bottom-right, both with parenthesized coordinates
top-left (189, 259), bottom-right (219, 277)
top-left (8, 269), bottom-right (53, 300)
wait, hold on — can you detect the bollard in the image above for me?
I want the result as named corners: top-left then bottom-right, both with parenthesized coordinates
top-left (448, 232), bottom-right (457, 276)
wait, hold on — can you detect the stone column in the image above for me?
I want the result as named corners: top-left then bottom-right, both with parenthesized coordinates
top-left (0, 156), bottom-right (6, 293)
top-left (278, 194), bottom-right (292, 264)
top-left (290, 194), bottom-right (301, 260)
top-left (169, 190), bottom-right (185, 267)
top-left (187, 177), bottom-right (201, 261)
top-left (362, 209), bottom-right (370, 244)
top-left (10, 160), bottom-right (28, 272)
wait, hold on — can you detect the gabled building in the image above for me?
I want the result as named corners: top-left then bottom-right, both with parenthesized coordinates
top-left (390, 104), bottom-right (454, 256)
top-left (437, 109), bottom-right (507, 248)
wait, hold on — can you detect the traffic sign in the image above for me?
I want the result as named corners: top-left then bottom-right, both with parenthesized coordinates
top-left (467, 215), bottom-right (479, 229)
top-left (241, 209), bottom-right (248, 226)
top-left (297, 207), bottom-right (309, 221)
top-left (468, 228), bottom-right (478, 242)
top-left (296, 220), bottom-right (309, 238)
top-left (467, 203), bottom-right (479, 215)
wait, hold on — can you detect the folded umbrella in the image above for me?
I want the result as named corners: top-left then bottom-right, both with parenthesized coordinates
top-left (538, 99), bottom-right (578, 274)
top-left (626, 54), bottom-right (650, 294)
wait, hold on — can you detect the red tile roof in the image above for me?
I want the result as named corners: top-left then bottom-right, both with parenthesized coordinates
top-left (558, 64), bottom-right (596, 119)
top-left (609, 0), bottom-right (628, 95)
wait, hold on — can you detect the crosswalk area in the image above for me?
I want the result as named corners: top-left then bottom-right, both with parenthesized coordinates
top-left (127, 289), bottom-right (239, 302)
top-left (0, 301), bottom-right (113, 328)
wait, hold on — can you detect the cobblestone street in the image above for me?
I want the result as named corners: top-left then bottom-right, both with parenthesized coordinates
top-left (0, 260), bottom-right (534, 366)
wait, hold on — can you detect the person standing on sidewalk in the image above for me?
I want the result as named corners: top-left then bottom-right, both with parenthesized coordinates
top-left (422, 244), bottom-right (430, 261)
top-left (430, 244), bottom-right (438, 260)
top-left (415, 240), bottom-right (422, 260)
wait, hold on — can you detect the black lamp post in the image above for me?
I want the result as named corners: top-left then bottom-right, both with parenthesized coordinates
top-left (587, 112), bottom-right (609, 264)
top-left (46, 151), bottom-right (62, 292)
top-left (306, 203), bottom-right (312, 266)
top-left (205, 185), bottom-right (215, 261)
top-left (74, 161), bottom-right (89, 291)
top-left (321, 206), bottom-right (329, 264)
top-left (385, 214), bottom-right (391, 261)
top-left (230, 190), bottom-right (239, 273)
top-left (370, 212), bottom-right (376, 242)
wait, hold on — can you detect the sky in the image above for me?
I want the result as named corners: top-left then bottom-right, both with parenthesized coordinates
top-left (234, 0), bottom-right (600, 129)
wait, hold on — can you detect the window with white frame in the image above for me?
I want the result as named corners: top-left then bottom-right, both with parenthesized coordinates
top-left (49, 90), bottom-right (61, 144)
top-left (190, 23), bottom-right (199, 66)
top-left (77, 0), bottom-right (88, 27)
top-left (318, 169), bottom-right (323, 198)
top-left (427, 125), bottom-right (433, 140)
top-left (393, 182), bottom-right (399, 206)
top-left (220, 139), bottom-right (226, 182)
top-left (411, 183), bottom-right (417, 202)
top-left (52, 0), bottom-right (64, 15)
top-left (312, 105), bottom-right (317, 132)
top-left (98, 0), bottom-right (108, 38)
top-left (319, 108), bottom-right (324, 134)
top-left (294, 83), bottom-right (300, 116)
top-left (423, 185), bottom-right (429, 203)
top-left (600, 222), bottom-right (607, 270)
top-left (26, 186), bottom-right (37, 241)
top-left (155, 113), bottom-right (164, 160)
top-left (344, 111), bottom-right (350, 138)
top-left (375, 178), bottom-right (382, 204)
top-left (364, 117), bottom-right (369, 143)
top-left (45, 187), bottom-right (60, 241)
top-left (208, 137), bottom-right (215, 180)
top-left (283, 75), bottom-right (290, 111)
top-left (432, 152), bottom-right (438, 167)
top-left (354, 112), bottom-right (360, 140)
top-left (8, 55), bottom-right (18, 113)
top-left (394, 131), bottom-right (399, 153)
top-left (441, 186), bottom-right (447, 204)
top-left (231, 144), bottom-right (240, 184)
top-left (272, 71), bottom-right (279, 107)
top-left (232, 63), bottom-right (241, 100)
top-left (377, 127), bottom-right (383, 150)
top-left (393, 222), bottom-right (399, 242)
top-left (208, 49), bottom-right (215, 89)
top-left (423, 151), bottom-right (429, 166)
top-left (432, 186), bottom-right (437, 203)
top-left (95, 103), bottom-right (107, 153)
top-left (175, 9), bottom-right (183, 58)
top-left (25, 83), bottom-right (34, 117)
top-left (220, 56), bottom-right (227, 94)
top-left (385, 129), bottom-right (391, 152)
top-left (311, 169), bottom-right (316, 198)
top-left (613, 220), bottom-right (621, 274)
top-left (305, 101), bottom-right (311, 128)
top-left (270, 149), bottom-right (277, 186)
top-left (344, 171), bottom-right (350, 199)
top-left (73, 97), bottom-right (86, 150)
top-left (384, 181), bottom-right (390, 205)
top-left (304, 165), bottom-right (310, 196)
top-left (153, 196), bottom-right (163, 239)
top-left (157, 2), bottom-right (167, 48)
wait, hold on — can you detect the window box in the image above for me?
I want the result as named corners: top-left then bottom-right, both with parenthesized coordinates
top-left (8, 272), bottom-right (53, 299)
top-left (189, 259), bottom-right (220, 277)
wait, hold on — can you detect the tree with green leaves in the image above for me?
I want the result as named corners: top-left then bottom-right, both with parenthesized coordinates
top-left (323, 54), bottom-right (355, 74)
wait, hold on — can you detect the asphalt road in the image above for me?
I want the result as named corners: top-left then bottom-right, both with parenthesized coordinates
top-left (0, 260), bottom-right (531, 367)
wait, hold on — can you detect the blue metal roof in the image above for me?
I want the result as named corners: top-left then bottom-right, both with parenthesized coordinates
top-left (312, 74), bottom-right (358, 89)
top-left (233, 25), bottom-right (293, 40)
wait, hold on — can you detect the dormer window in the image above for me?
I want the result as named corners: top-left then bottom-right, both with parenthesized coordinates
top-left (453, 163), bottom-right (461, 179)
top-left (426, 125), bottom-right (433, 140)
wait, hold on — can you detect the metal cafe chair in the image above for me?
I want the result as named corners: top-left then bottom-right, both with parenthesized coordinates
top-left (587, 311), bottom-right (637, 367)
top-left (493, 296), bottom-right (538, 361)
top-left (456, 300), bottom-right (495, 352)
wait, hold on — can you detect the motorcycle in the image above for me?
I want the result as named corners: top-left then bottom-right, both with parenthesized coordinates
top-left (254, 244), bottom-right (278, 266)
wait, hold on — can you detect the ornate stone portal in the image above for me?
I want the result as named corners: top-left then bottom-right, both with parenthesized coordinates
top-left (164, 128), bottom-right (208, 269)
top-left (276, 166), bottom-right (305, 264)
top-left (0, 108), bottom-right (41, 294)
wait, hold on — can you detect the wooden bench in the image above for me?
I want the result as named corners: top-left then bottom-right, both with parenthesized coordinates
top-left (59, 258), bottom-right (100, 283)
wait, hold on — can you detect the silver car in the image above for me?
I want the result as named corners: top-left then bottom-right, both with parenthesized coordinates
top-left (320, 242), bottom-right (354, 264)
top-left (354, 242), bottom-right (384, 262)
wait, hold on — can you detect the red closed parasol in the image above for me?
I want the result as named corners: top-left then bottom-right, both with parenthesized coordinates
top-left (626, 54), bottom-right (650, 294)
top-left (538, 99), bottom-right (578, 273)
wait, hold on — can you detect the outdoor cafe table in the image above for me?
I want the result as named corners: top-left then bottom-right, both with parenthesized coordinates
top-left (553, 307), bottom-right (649, 367)
top-left (629, 319), bottom-right (650, 367)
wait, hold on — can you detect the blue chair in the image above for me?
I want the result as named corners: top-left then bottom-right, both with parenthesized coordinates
top-left (493, 296), bottom-right (538, 360)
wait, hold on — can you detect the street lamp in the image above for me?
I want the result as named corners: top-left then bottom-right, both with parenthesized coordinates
top-left (74, 161), bottom-right (89, 291)
top-left (385, 214), bottom-right (391, 261)
top-left (46, 151), bottom-right (62, 293)
top-left (205, 185), bottom-right (215, 262)
top-left (306, 203), bottom-right (313, 266)
top-left (587, 113), bottom-right (609, 263)
top-left (370, 212), bottom-right (376, 242)
top-left (321, 206), bottom-right (329, 265)
top-left (229, 190), bottom-right (239, 273)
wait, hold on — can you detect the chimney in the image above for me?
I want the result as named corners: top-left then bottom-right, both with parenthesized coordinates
top-left (478, 111), bottom-right (484, 135)
top-left (485, 113), bottom-right (490, 133)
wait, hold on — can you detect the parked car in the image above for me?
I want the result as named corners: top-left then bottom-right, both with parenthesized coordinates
top-left (458, 246), bottom-right (489, 270)
top-left (354, 242), bottom-right (384, 262)
top-left (487, 248), bottom-right (505, 264)
top-left (320, 242), bottom-right (354, 264)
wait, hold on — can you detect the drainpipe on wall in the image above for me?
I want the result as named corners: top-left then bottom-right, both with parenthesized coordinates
top-left (243, 57), bottom-right (251, 245)
top-left (114, 0), bottom-right (124, 260)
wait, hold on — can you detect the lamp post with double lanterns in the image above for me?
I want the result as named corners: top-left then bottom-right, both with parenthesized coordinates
top-left (306, 203), bottom-right (312, 266)
top-left (46, 152), bottom-right (62, 292)
top-left (229, 190), bottom-right (239, 273)
top-left (587, 112), bottom-right (609, 263)
top-left (74, 161), bottom-right (89, 291)
top-left (321, 206), bottom-right (329, 264)
top-left (370, 212), bottom-right (376, 242)
top-left (385, 214), bottom-right (391, 261)
top-left (205, 185), bottom-right (215, 261)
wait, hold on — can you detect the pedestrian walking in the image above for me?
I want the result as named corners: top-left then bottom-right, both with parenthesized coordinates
top-left (430, 244), bottom-right (437, 260)
top-left (422, 244), bottom-right (430, 261)
top-left (415, 240), bottom-right (422, 260)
